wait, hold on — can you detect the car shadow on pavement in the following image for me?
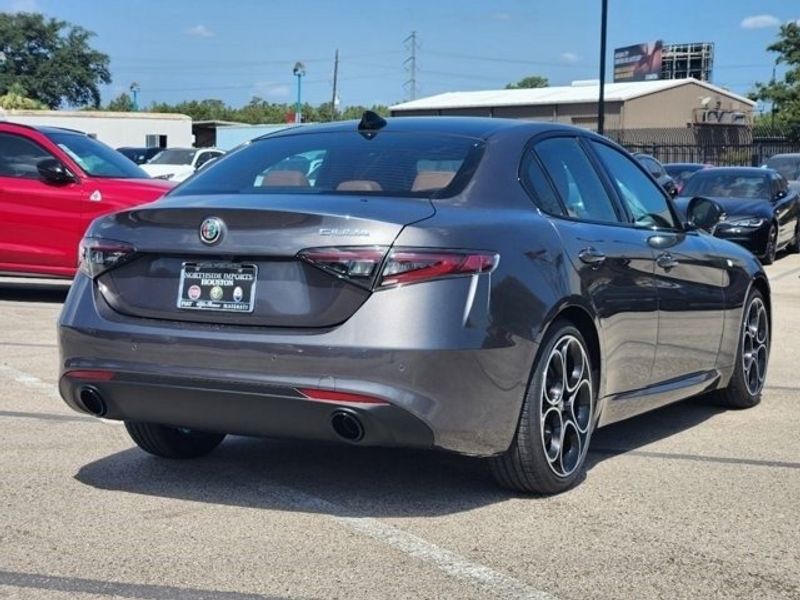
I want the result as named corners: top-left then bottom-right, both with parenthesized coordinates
top-left (74, 397), bottom-right (725, 516)
top-left (0, 280), bottom-right (70, 303)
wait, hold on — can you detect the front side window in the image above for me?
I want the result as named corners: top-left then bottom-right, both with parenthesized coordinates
top-left (533, 137), bottom-right (620, 223)
top-left (172, 131), bottom-right (484, 198)
top-left (0, 133), bottom-right (53, 179)
top-left (47, 132), bottom-right (149, 179)
top-left (592, 142), bottom-right (678, 230)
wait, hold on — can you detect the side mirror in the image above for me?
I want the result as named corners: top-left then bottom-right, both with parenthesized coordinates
top-left (37, 158), bottom-right (76, 184)
top-left (686, 196), bottom-right (725, 233)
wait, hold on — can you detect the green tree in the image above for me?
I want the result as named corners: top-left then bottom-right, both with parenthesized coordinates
top-left (752, 22), bottom-right (800, 131)
top-left (0, 82), bottom-right (48, 109)
top-left (0, 12), bottom-right (111, 108)
top-left (106, 92), bottom-right (135, 112)
top-left (505, 75), bottom-right (549, 89)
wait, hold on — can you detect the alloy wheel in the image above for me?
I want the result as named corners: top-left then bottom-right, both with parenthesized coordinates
top-left (741, 297), bottom-right (769, 396)
top-left (540, 335), bottom-right (593, 477)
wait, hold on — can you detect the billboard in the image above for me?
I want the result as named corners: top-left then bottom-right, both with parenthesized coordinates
top-left (613, 41), bottom-right (663, 82)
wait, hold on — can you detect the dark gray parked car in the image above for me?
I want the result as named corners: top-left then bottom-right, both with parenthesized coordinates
top-left (58, 115), bottom-right (771, 494)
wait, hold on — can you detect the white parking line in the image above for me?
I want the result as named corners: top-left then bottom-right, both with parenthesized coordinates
top-left (243, 474), bottom-right (557, 600)
top-left (0, 363), bottom-right (56, 394)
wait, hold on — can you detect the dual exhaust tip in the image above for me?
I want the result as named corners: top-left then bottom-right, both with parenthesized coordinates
top-left (330, 410), bottom-right (365, 442)
top-left (76, 387), bottom-right (366, 443)
top-left (77, 386), bottom-right (107, 417)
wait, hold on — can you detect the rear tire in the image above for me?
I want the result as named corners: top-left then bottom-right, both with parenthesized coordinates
top-left (490, 320), bottom-right (595, 494)
top-left (712, 289), bottom-right (769, 409)
top-left (788, 222), bottom-right (800, 254)
top-left (762, 225), bottom-right (777, 265)
top-left (125, 422), bottom-right (225, 458)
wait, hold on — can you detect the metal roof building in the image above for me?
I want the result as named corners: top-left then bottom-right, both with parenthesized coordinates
top-left (390, 78), bottom-right (756, 130)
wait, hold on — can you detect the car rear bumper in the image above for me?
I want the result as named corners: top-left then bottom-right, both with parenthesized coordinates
top-left (57, 274), bottom-right (535, 456)
top-left (59, 371), bottom-right (434, 449)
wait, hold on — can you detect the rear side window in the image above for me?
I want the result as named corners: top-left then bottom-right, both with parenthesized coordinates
top-left (592, 142), bottom-right (678, 230)
top-left (0, 133), bottom-right (52, 179)
top-left (521, 152), bottom-right (564, 215)
top-left (534, 137), bottom-right (620, 223)
top-left (172, 131), bottom-right (484, 198)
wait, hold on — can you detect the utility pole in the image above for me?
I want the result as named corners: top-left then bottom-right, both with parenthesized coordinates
top-left (597, 0), bottom-right (608, 135)
top-left (403, 31), bottom-right (418, 101)
top-left (330, 48), bottom-right (339, 121)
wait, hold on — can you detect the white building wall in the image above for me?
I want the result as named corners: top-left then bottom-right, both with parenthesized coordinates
top-left (1, 109), bottom-right (193, 148)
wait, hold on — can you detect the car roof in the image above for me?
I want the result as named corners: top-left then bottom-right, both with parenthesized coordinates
top-left (696, 166), bottom-right (770, 176)
top-left (0, 122), bottom-right (87, 136)
top-left (253, 116), bottom-right (589, 142)
top-left (665, 162), bottom-right (706, 167)
top-left (768, 153), bottom-right (800, 159)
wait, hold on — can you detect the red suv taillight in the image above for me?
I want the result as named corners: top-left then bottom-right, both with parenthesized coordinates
top-left (298, 246), bottom-right (498, 290)
top-left (78, 238), bottom-right (137, 279)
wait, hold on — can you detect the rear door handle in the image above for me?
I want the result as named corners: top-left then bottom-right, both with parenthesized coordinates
top-left (578, 247), bottom-right (606, 266)
top-left (656, 253), bottom-right (679, 270)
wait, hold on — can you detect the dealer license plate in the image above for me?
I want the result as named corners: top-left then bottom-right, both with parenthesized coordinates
top-left (177, 263), bottom-right (257, 313)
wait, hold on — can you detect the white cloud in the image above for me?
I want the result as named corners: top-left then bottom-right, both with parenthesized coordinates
top-left (253, 81), bottom-right (291, 101)
top-left (560, 52), bottom-right (581, 64)
top-left (490, 12), bottom-right (511, 21)
top-left (7, 0), bottom-right (39, 12)
top-left (740, 14), bottom-right (780, 29)
top-left (186, 24), bottom-right (214, 38)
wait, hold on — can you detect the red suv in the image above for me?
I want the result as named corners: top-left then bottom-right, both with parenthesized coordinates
top-left (0, 122), bottom-right (174, 278)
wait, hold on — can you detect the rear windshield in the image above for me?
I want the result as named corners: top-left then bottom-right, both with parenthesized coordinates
top-left (171, 131), bottom-right (485, 198)
top-left (766, 156), bottom-right (800, 181)
top-left (150, 149), bottom-right (197, 165)
top-left (682, 172), bottom-right (769, 199)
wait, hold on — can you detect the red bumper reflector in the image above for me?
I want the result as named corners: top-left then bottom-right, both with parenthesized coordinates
top-left (64, 370), bottom-right (115, 381)
top-left (298, 388), bottom-right (388, 405)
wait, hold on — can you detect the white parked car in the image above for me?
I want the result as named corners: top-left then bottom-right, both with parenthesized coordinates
top-left (141, 147), bottom-right (225, 182)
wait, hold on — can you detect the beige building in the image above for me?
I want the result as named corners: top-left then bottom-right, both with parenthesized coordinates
top-left (390, 78), bottom-right (755, 130)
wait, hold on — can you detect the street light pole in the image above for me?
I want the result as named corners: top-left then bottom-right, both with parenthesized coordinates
top-left (130, 82), bottom-right (140, 111)
top-left (598, 0), bottom-right (608, 135)
top-left (293, 62), bottom-right (306, 124)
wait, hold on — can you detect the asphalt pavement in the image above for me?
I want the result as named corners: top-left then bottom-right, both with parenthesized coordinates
top-left (1, 255), bottom-right (799, 600)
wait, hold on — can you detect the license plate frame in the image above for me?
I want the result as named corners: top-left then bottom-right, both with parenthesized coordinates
top-left (177, 262), bottom-right (258, 313)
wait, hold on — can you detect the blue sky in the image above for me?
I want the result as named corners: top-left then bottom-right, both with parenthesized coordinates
top-left (3, 0), bottom-right (798, 112)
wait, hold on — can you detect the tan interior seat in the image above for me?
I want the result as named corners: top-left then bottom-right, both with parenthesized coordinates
top-left (411, 170), bottom-right (455, 192)
top-left (261, 170), bottom-right (310, 187)
top-left (336, 180), bottom-right (383, 191)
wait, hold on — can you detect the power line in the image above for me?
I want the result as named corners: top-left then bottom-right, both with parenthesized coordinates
top-left (403, 31), bottom-right (419, 100)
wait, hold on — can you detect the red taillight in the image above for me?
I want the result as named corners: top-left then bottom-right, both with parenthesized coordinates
top-left (298, 246), bottom-right (388, 289)
top-left (297, 246), bottom-right (498, 289)
top-left (379, 250), bottom-right (497, 288)
top-left (64, 369), bottom-right (115, 381)
top-left (79, 238), bottom-right (136, 279)
top-left (298, 388), bottom-right (389, 405)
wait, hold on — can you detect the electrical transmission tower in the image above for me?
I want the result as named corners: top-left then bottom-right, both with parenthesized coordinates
top-left (403, 31), bottom-right (419, 101)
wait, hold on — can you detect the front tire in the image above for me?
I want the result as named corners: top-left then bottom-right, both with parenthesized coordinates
top-left (713, 289), bottom-right (769, 409)
top-left (125, 422), bottom-right (226, 458)
top-left (490, 320), bottom-right (595, 494)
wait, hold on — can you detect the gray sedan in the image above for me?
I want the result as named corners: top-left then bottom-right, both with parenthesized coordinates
top-left (58, 114), bottom-right (770, 494)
